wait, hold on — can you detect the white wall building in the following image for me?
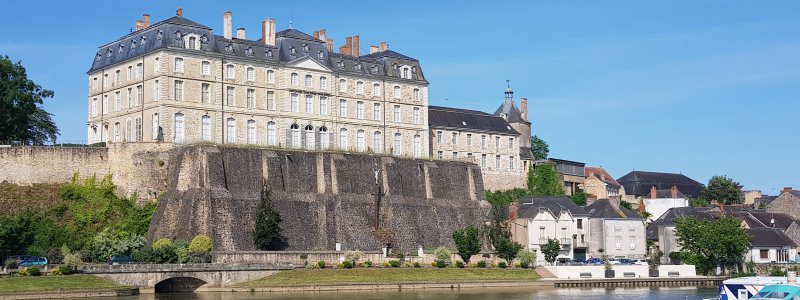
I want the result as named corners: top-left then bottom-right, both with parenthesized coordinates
top-left (510, 196), bottom-right (589, 263)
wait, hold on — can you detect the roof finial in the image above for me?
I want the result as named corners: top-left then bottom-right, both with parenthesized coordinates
top-left (289, 8), bottom-right (294, 29)
top-left (506, 79), bottom-right (510, 88)
top-left (504, 80), bottom-right (513, 102)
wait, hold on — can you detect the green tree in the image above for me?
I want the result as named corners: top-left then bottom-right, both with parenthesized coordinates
top-left (253, 183), bottom-right (288, 250)
top-left (452, 225), bottom-right (482, 264)
top-left (542, 238), bottom-right (561, 265)
top-left (526, 164), bottom-right (535, 192)
top-left (530, 164), bottom-right (564, 196)
top-left (688, 198), bottom-right (710, 207)
top-left (0, 55), bottom-right (59, 144)
top-left (531, 135), bottom-right (549, 160)
top-left (0, 213), bottom-right (36, 254)
top-left (702, 175), bottom-right (743, 205)
top-left (570, 192), bottom-right (587, 206)
top-left (674, 216), bottom-right (750, 275)
top-left (493, 236), bottom-right (523, 264)
top-left (188, 234), bottom-right (213, 254)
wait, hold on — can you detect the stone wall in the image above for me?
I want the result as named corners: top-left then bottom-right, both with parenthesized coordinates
top-left (148, 145), bottom-right (489, 253)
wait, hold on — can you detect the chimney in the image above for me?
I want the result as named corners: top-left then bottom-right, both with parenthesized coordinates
top-left (784, 187), bottom-right (793, 194)
top-left (639, 199), bottom-right (646, 213)
top-left (370, 45), bottom-right (379, 54)
top-left (326, 38), bottom-right (333, 52)
top-left (236, 28), bottom-right (246, 39)
top-left (339, 45), bottom-right (349, 55)
top-left (508, 203), bottom-right (518, 221)
top-left (520, 97), bottom-right (528, 121)
top-left (650, 186), bottom-right (657, 199)
top-left (319, 29), bottom-right (326, 42)
top-left (143, 14), bottom-right (150, 27)
top-left (353, 35), bottom-right (360, 57)
top-left (223, 11), bottom-right (233, 39)
top-left (313, 31), bottom-right (319, 40)
top-left (135, 20), bottom-right (144, 31)
top-left (176, 7), bottom-right (183, 17)
top-left (261, 19), bottom-right (276, 46)
top-left (345, 36), bottom-right (353, 56)
top-left (379, 41), bottom-right (387, 51)
top-left (671, 185), bottom-right (678, 199)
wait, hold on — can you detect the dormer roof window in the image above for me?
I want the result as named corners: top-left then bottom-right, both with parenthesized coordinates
top-left (371, 65), bottom-right (379, 74)
top-left (118, 44), bottom-right (124, 54)
top-left (156, 31), bottom-right (163, 40)
top-left (266, 49), bottom-right (274, 59)
top-left (225, 43), bottom-right (234, 53)
top-left (355, 63), bottom-right (362, 71)
top-left (317, 51), bottom-right (324, 59)
top-left (289, 46), bottom-right (297, 56)
top-left (246, 47), bottom-right (254, 57)
top-left (337, 60), bottom-right (345, 69)
top-left (302, 44), bottom-right (309, 53)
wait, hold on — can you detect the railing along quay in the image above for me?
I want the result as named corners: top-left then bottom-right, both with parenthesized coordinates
top-left (553, 277), bottom-right (725, 288)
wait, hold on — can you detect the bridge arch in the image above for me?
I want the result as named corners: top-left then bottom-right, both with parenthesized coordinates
top-left (154, 277), bottom-right (208, 293)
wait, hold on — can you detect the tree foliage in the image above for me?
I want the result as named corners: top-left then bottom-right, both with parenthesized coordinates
top-left (452, 225), bottom-right (482, 263)
top-left (688, 198), bottom-right (710, 207)
top-left (0, 55), bottom-right (59, 144)
top-left (530, 164), bottom-right (564, 196)
top-left (531, 135), bottom-right (549, 160)
top-left (570, 192), bottom-right (587, 206)
top-left (702, 175), bottom-right (743, 205)
top-left (253, 183), bottom-right (288, 250)
top-left (542, 238), bottom-right (561, 265)
top-left (188, 234), bottom-right (213, 254)
top-left (674, 216), bottom-right (750, 275)
top-left (493, 236), bottom-right (523, 263)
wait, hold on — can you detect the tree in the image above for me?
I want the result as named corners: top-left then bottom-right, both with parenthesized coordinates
top-left (452, 225), bottom-right (482, 264)
top-left (702, 175), bottom-right (743, 205)
top-left (493, 236), bottom-right (523, 264)
top-left (542, 238), bottom-right (561, 265)
top-left (531, 135), bottom-right (549, 160)
top-left (674, 216), bottom-right (750, 275)
top-left (253, 183), bottom-right (288, 250)
top-left (526, 164), bottom-right (535, 193)
top-left (570, 192), bottom-right (587, 206)
top-left (530, 164), bottom-right (564, 196)
top-left (0, 55), bottom-right (59, 144)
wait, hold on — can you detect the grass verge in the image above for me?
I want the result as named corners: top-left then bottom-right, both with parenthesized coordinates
top-left (0, 275), bottom-right (124, 293)
top-left (238, 268), bottom-right (540, 287)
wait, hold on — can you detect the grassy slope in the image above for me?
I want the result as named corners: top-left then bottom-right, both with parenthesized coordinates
top-left (0, 275), bottom-right (123, 293)
top-left (238, 268), bottom-right (541, 287)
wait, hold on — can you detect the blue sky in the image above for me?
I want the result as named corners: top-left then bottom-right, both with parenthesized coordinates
top-left (2, 1), bottom-right (798, 194)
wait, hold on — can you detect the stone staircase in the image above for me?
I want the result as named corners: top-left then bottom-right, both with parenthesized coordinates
top-left (535, 266), bottom-right (557, 278)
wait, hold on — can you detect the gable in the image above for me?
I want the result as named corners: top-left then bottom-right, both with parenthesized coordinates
top-left (534, 209), bottom-right (556, 221)
top-left (288, 57), bottom-right (330, 72)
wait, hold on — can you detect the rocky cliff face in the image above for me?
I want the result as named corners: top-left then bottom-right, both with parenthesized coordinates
top-left (148, 145), bottom-right (489, 252)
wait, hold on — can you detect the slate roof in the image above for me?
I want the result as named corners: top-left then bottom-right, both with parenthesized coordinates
top-left (585, 199), bottom-right (640, 219)
top-left (729, 212), bottom-right (795, 229)
top-left (428, 106), bottom-right (519, 135)
top-left (757, 196), bottom-right (778, 206)
top-left (519, 147), bottom-right (535, 161)
top-left (617, 171), bottom-right (705, 198)
top-left (517, 196), bottom-right (587, 219)
top-left (585, 167), bottom-right (621, 188)
top-left (646, 206), bottom-right (716, 240)
top-left (493, 99), bottom-right (525, 123)
top-left (748, 228), bottom-right (797, 247)
top-left (648, 189), bottom-right (688, 199)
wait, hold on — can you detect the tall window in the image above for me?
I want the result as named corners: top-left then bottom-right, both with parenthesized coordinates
top-left (373, 103), bottom-right (381, 121)
top-left (202, 61), bottom-right (210, 75)
top-left (495, 136), bottom-right (500, 149)
top-left (412, 107), bottom-right (420, 124)
top-left (247, 120), bottom-right (256, 144)
top-left (339, 79), bottom-right (347, 92)
top-left (413, 135), bottom-right (421, 157)
top-left (366, 132), bottom-right (379, 154)
top-left (246, 67), bottom-right (255, 81)
top-left (201, 83), bottom-right (210, 103)
top-left (319, 127), bottom-right (329, 149)
top-left (115, 70), bottom-right (120, 84)
top-left (267, 122), bottom-right (276, 146)
top-left (373, 83), bottom-right (381, 96)
top-left (495, 155), bottom-right (501, 170)
top-left (188, 37), bottom-right (196, 49)
top-left (154, 80), bottom-right (160, 101)
top-left (174, 57), bottom-right (183, 72)
top-left (103, 74), bottom-right (107, 88)
top-left (266, 70), bottom-right (275, 83)
top-left (356, 130), bottom-right (365, 152)
top-left (356, 81), bottom-right (364, 94)
top-left (320, 76), bottom-right (327, 89)
top-left (290, 124), bottom-right (300, 148)
top-left (339, 99), bottom-right (347, 117)
top-left (393, 105), bottom-right (400, 122)
top-left (305, 95), bottom-right (314, 114)
top-left (127, 88), bottom-right (132, 107)
top-left (393, 86), bottom-right (401, 98)
top-left (451, 132), bottom-right (457, 144)
top-left (356, 101), bottom-right (364, 119)
top-left (247, 89), bottom-right (255, 109)
top-left (291, 73), bottom-right (299, 86)
top-left (226, 65), bottom-right (235, 79)
top-left (305, 75), bottom-right (312, 88)
top-left (393, 133), bottom-right (402, 155)
top-left (413, 88), bottom-right (420, 101)
top-left (114, 122), bottom-right (120, 143)
top-left (136, 63), bottom-right (143, 79)
top-left (174, 80), bottom-right (183, 101)
top-left (154, 57), bottom-right (160, 73)
top-left (226, 118), bottom-right (236, 143)
top-left (509, 137), bottom-right (514, 150)
top-left (114, 92), bottom-right (120, 111)
top-left (339, 128), bottom-right (348, 150)
top-left (151, 113), bottom-right (159, 140)
top-left (290, 93), bottom-right (299, 112)
top-left (267, 91), bottom-right (275, 110)
top-left (134, 116), bottom-right (142, 142)
top-left (126, 118), bottom-right (132, 142)
top-left (127, 66), bottom-right (132, 80)
top-left (509, 156), bottom-right (515, 170)
top-left (102, 95), bottom-right (108, 114)
top-left (436, 131), bottom-right (442, 144)
top-left (481, 154), bottom-right (487, 167)
top-left (305, 125), bottom-right (315, 149)
top-left (201, 115), bottom-right (211, 141)
top-left (174, 113), bottom-right (184, 143)
top-left (136, 85), bottom-right (143, 105)
top-left (481, 135), bottom-right (487, 149)
top-left (319, 96), bottom-right (328, 115)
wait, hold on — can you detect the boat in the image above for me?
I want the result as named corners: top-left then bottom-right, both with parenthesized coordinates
top-left (705, 275), bottom-right (791, 300)
top-left (747, 284), bottom-right (800, 299)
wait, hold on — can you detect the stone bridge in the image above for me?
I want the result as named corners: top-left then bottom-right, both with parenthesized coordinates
top-left (82, 263), bottom-right (293, 292)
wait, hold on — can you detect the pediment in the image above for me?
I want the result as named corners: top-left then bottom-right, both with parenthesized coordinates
top-left (288, 57), bottom-right (330, 72)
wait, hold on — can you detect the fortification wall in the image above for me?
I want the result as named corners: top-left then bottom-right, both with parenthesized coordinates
top-left (149, 145), bottom-right (489, 253)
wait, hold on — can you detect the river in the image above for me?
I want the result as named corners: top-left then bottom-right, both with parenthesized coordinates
top-left (104, 287), bottom-right (719, 300)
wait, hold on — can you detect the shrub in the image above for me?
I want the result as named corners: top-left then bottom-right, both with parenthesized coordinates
top-left (152, 238), bottom-right (173, 250)
top-left (770, 267), bottom-right (787, 276)
top-left (455, 261), bottom-right (465, 268)
top-left (344, 250), bottom-right (362, 265)
top-left (27, 266), bottom-right (41, 276)
top-left (132, 247), bottom-right (154, 263)
top-left (188, 234), bottom-right (212, 254)
top-left (18, 268), bottom-right (29, 276)
top-left (306, 262), bottom-right (320, 269)
top-left (4, 258), bottom-right (18, 269)
top-left (360, 261), bottom-right (373, 268)
top-left (341, 260), bottom-right (354, 269)
top-left (383, 262), bottom-right (392, 268)
top-left (403, 262), bottom-right (413, 268)
top-left (46, 248), bottom-right (64, 264)
top-left (434, 247), bottom-right (452, 264)
top-left (413, 262), bottom-right (421, 268)
top-left (63, 252), bottom-right (82, 270)
top-left (388, 260), bottom-right (401, 268)
top-left (476, 260), bottom-right (488, 268)
top-left (173, 240), bottom-right (190, 263)
top-left (57, 266), bottom-right (72, 275)
top-left (517, 249), bottom-right (535, 269)
top-left (435, 260), bottom-right (447, 268)
top-left (317, 260), bottom-right (326, 269)
top-left (498, 261), bottom-right (507, 269)
top-left (77, 249), bottom-right (94, 263)
top-left (51, 268), bottom-right (63, 276)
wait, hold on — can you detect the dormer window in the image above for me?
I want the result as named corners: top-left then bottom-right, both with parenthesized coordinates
top-left (96, 53), bottom-right (102, 62)
top-left (188, 37), bottom-right (196, 49)
top-left (317, 51), bottom-right (324, 59)
top-left (131, 40), bottom-right (136, 50)
top-left (245, 47), bottom-right (254, 57)
top-left (225, 43), bottom-right (234, 53)
top-left (118, 44), bottom-right (124, 54)
top-left (411, 66), bottom-right (417, 75)
top-left (266, 49), bottom-right (274, 59)
top-left (141, 36), bottom-right (146, 45)
top-left (302, 44), bottom-right (310, 53)
top-left (370, 65), bottom-right (378, 74)
top-left (355, 63), bottom-right (362, 71)
top-left (200, 35), bottom-right (208, 44)
top-left (289, 46), bottom-right (297, 56)
top-left (106, 49), bottom-right (112, 60)
top-left (337, 60), bottom-right (345, 69)
top-left (174, 31), bottom-right (181, 40)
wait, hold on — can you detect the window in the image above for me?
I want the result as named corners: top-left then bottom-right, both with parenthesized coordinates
top-left (290, 93), bottom-right (299, 112)
top-left (136, 85), bottom-right (142, 105)
top-left (91, 98), bottom-right (98, 117)
top-left (509, 137), bottom-right (514, 150)
top-left (339, 128), bottom-right (348, 149)
top-left (319, 127), bottom-right (329, 149)
top-left (202, 61), bottom-right (210, 75)
top-left (393, 105), bottom-right (401, 122)
top-left (339, 99), bottom-right (347, 117)
top-left (760, 249), bottom-right (769, 259)
top-left (174, 57), bottom-right (183, 72)
top-left (412, 107), bottom-right (420, 124)
top-left (356, 81), bottom-right (364, 94)
top-left (413, 135), bottom-right (421, 157)
top-left (267, 122), bottom-right (276, 146)
top-left (305, 125), bottom-right (315, 149)
top-left (373, 103), bottom-right (381, 121)
top-left (247, 89), bottom-right (255, 109)
top-left (226, 65), bottom-right (235, 79)
top-left (114, 92), bottom-right (120, 111)
top-left (614, 223), bottom-right (622, 231)
top-left (481, 135), bottom-right (487, 149)
top-left (188, 37), bottom-right (196, 49)
top-left (629, 236), bottom-right (636, 250)
top-left (453, 152), bottom-right (458, 159)
top-left (201, 83), bottom-right (210, 103)
top-left (113, 122), bottom-right (120, 143)
top-left (393, 86), bottom-right (401, 98)
top-left (267, 70), bottom-right (275, 83)
top-left (135, 116), bottom-right (142, 142)
top-left (495, 155), bottom-right (501, 170)
top-left (305, 95), bottom-right (313, 114)
top-left (403, 67), bottom-right (409, 79)
top-left (305, 75), bottom-right (312, 88)
top-left (103, 74), bottom-right (108, 88)
top-left (154, 57), bottom-right (160, 73)
top-left (127, 88), bottom-right (132, 107)
top-left (174, 80), bottom-right (183, 101)
top-left (226, 118), bottom-right (236, 143)
top-left (356, 101), bottom-right (364, 119)
top-left (615, 238), bottom-right (622, 250)
top-left (413, 88), bottom-right (420, 101)
top-left (201, 115), bottom-right (211, 141)
top-left (174, 113), bottom-right (184, 143)
top-left (246, 67), bottom-right (254, 81)
top-left (136, 63), bottom-right (143, 79)
top-left (320, 76), bottom-right (327, 89)
top-left (247, 120), bottom-right (256, 144)
top-left (102, 95), bottom-right (108, 114)
top-left (393, 133), bottom-right (402, 155)
top-left (115, 70), bottom-right (120, 85)
top-left (226, 87), bottom-right (235, 106)
top-left (577, 219), bottom-right (583, 229)
top-left (319, 96), bottom-right (328, 115)
top-left (438, 151), bottom-right (444, 160)
top-left (92, 77), bottom-right (97, 91)
top-left (373, 131), bottom-right (382, 153)
top-left (290, 124), bottom-right (300, 148)
top-left (373, 83), bottom-right (381, 96)
top-left (495, 136), bottom-right (500, 149)
top-left (154, 80), bottom-right (160, 101)
top-left (291, 73), bottom-right (298, 86)
top-left (267, 91), bottom-right (275, 110)
top-left (356, 130), bottom-right (365, 152)
top-left (125, 118), bottom-right (132, 142)
top-left (127, 66), bottom-right (132, 80)
top-left (339, 79), bottom-right (347, 92)
top-left (629, 224), bottom-right (635, 231)
top-left (451, 132), bottom-right (457, 144)
top-left (436, 131), bottom-right (442, 144)
top-left (481, 154), bottom-right (487, 167)
top-left (509, 156), bottom-right (515, 170)
top-left (466, 134), bottom-right (472, 146)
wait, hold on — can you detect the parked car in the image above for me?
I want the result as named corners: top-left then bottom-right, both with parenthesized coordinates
top-left (18, 257), bottom-right (48, 267)
top-left (109, 255), bottom-right (133, 265)
top-left (556, 257), bottom-right (571, 264)
top-left (617, 258), bottom-right (634, 265)
top-left (633, 259), bottom-right (649, 266)
top-left (587, 258), bottom-right (604, 265)
top-left (7, 255), bottom-right (35, 263)
top-left (607, 258), bottom-right (621, 265)
top-left (573, 258), bottom-right (586, 264)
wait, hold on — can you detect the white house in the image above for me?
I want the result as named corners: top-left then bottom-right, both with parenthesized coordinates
top-left (509, 196), bottom-right (589, 263)
top-left (644, 185), bottom-right (688, 221)
top-left (744, 228), bottom-right (797, 263)
top-left (586, 198), bottom-right (647, 259)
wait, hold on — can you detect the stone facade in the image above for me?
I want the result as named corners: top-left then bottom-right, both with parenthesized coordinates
top-left (766, 188), bottom-right (800, 220)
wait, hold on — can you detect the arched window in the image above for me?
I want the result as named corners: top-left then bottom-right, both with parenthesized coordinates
top-left (134, 116), bottom-right (142, 142)
top-left (373, 83), bottom-right (381, 96)
top-left (113, 122), bottom-right (120, 143)
top-left (339, 128), bottom-right (348, 150)
top-left (152, 113), bottom-right (159, 140)
top-left (174, 113), bottom-right (184, 143)
top-left (373, 131), bottom-right (382, 153)
top-left (413, 88), bottom-right (420, 101)
top-left (226, 118), bottom-right (236, 143)
top-left (320, 76), bottom-right (327, 89)
top-left (226, 64), bottom-right (235, 79)
top-left (188, 37), bottom-right (196, 49)
top-left (201, 61), bottom-right (210, 75)
top-left (393, 86), bottom-right (401, 98)
top-left (174, 57), bottom-right (184, 72)
top-left (356, 130), bottom-right (365, 152)
top-left (414, 135), bottom-right (421, 158)
top-left (319, 126), bottom-right (329, 149)
top-left (291, 73), bottom-right (299, 86)
top-left (246, 67), bottom-right (254, 81)
top-left (305, 75), bottom-right (313, 88)
top-left (267, 70), bottom-right (275, 83)
top-left (247, 120), bottom-right (256, 144)
top-left (339, 79), bottom-right (347, 92)
top-left (201, 115), bottom-right (211, 141)
top-left (267, 122), bottom-right (276, 146)
top-left (305, 125), bottom-right (315, 150)
top-left (154, 57), bottom-right (160, 73)
top-left (356, 81), bottom-right (364, 95)
top-left (393, 133), bottom-right (402, 155)
top-left (290, 124), bottom-right (300, 148)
